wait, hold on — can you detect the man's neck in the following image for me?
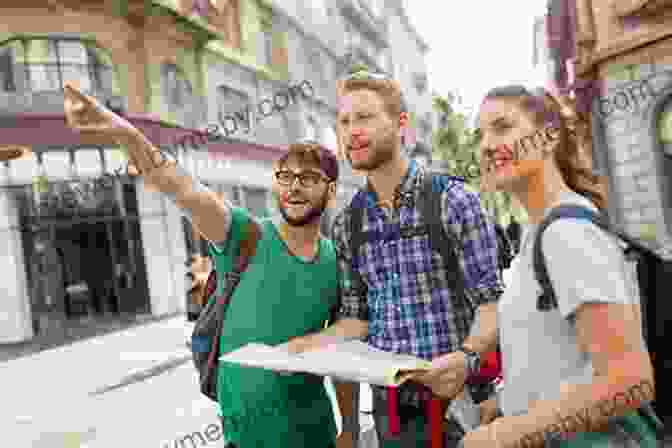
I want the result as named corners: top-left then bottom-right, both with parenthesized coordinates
top-left (277, 218), bottom-right (321, 257)
top-left (366, 155), bottom-right (410, 205)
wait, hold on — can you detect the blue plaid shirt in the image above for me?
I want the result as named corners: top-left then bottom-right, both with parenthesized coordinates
top-left (332, 160), bottom-right (504, 361)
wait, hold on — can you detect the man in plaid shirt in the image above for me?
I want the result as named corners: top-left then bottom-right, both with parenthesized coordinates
top-left (287, 71), bottom-right (504, 448)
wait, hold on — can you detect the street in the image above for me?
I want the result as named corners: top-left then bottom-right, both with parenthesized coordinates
top-left (0, 316), bottom-right (378, 448)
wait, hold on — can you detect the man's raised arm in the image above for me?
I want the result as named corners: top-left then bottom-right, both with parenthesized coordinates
top-left (63, 82), bottom-right (230, 244)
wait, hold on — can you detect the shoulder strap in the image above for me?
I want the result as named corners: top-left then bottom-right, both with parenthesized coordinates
top-left (348, 192), bottom-right (369, 300)
top-left (420, 172), bottom-right (470, 308)
top-left (532, 205), bottom-right (608, 311)
top-left (205, 217), bottom-right (261, 301)
top-left (235, 218), bottom-right (261, 272)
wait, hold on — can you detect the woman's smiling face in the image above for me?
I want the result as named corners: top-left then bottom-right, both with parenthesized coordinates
top-left (477, 97), bottom-right (555, 193)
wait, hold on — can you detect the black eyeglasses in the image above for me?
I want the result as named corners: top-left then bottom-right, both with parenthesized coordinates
top-left (275, 170), bottom-right (331, 188)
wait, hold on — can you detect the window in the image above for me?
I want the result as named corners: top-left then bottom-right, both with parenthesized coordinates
top-left (217, 85), bottom-right (251, 131)
top-left (258, 20), bottom-right (273, 67)
top-left (307, 45), bottom-right (326, 91)
top-left (365, 0), bottom-right (383, 18)
top-left (306, 117), bottom-right (319, 141)
top-left (17, 39), bottom-right (113, 93)
top-left (161, 63), bottom-right (193, 110)
top-left (0, 47), bottom-right (14, 92)
top-left (413, 72), bottom-right (428, 94)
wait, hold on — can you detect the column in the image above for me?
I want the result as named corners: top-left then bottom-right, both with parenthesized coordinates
top-left (135, 183), bottom-right (184, 316)
top-left (0, 163), bottom-right (33, 343)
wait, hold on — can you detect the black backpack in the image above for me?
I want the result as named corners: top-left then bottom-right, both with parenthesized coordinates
top-left (190, 219), bottom-right (260, 402)
top-left (532, 204), bottom-right (667, 433)
top-left (349, 171), bottom-right (475, 326)
top-left (494, 224), bottom-right (514, 271)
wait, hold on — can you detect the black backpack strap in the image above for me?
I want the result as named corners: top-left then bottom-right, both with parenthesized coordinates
top-left (420, 172), bottom-right (471, 310)
top-left (347, 193), bottom-right (369, 303)
top-left (532, 205), bottom-right (608, 311)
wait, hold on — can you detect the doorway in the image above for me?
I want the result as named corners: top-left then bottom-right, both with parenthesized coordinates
top-left (15, 176), bottom-right (152, 344)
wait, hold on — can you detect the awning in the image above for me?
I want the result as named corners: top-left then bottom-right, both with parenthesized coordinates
top-left (0, 113), bottom-right (286, 162)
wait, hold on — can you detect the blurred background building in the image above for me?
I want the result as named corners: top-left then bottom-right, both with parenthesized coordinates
top-left (0, 0), bottom-right (435, 348)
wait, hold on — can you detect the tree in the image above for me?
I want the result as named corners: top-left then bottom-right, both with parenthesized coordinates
top-left (432, 92), bottom-right (527, 227)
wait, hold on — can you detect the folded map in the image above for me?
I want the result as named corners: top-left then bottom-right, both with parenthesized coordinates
top-left (219, 340), bottom-right (432, 386)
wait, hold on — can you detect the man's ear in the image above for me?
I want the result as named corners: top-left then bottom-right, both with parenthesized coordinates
top-left (399, 112), bottom-right (409, 130)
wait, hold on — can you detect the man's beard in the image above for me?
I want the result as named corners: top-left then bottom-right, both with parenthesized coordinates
top-left (278, 192), bottom-right (329, 227)
top-left (347, 129), bottom-right (398, 171)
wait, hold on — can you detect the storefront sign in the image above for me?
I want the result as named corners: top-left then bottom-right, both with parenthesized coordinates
top-left (32, 175), bottom-right (117, 216)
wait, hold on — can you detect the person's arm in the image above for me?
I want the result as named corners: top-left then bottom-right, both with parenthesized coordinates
top-left (469, 220), bottom-right (655, 448)
top-left (114, 127), bottom-right (232, 244)
top-left (415, 184), bottom-right (504, 398)
top-left (63, 82), bottom-right (232, 244)
top-left (451, 186), bottom-right (504, 353)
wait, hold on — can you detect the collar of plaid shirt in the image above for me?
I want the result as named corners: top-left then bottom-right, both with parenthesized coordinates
top-left (364, 159), bottom-right (419, 210)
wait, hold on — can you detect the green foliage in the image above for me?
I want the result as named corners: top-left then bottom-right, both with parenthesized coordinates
top-left (432, 92), bottom-right (527, 226)
top-left (347, 63), bottom-right (371, 75)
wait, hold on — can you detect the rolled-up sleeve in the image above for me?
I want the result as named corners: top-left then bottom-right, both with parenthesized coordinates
top-left (444, 184), bottom-right (504, 306)
top-left (331, 211), bottom-right (369, 321)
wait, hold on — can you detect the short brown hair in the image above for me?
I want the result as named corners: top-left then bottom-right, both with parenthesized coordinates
top-left (274, 141), bottom-right (339, 181)
top-left (336, 76), bottom-right (405, 118)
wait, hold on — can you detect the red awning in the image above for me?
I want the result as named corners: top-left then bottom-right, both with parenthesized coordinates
top-left (0, 113), bottom-right (286, 162)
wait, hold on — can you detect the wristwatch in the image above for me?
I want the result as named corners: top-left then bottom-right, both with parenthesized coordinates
top-left (460, 347), bottom-right (481, 380)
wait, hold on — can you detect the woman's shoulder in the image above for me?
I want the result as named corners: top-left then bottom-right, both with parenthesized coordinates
top-left (541, 209), bottom-right (622, 262)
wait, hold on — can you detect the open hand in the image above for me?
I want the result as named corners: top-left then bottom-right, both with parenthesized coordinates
top-left (413, 351), bottom-right (467, 399)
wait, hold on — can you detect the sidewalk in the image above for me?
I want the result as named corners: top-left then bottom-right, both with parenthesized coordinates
top-left (1, 315), bottom-right (379, 448)
top-left (0, 315), bottom-right (191, 433)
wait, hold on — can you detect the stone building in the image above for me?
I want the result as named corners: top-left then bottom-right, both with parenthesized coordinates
top-left (541, 0), bottom-right (672, 426)
top-left (0, 0), bottom-right (433, 349)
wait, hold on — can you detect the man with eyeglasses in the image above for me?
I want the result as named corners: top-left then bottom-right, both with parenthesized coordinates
top-left (62, 82), bottom-right (356, 448)
top-left (286, 70), bottom-right (504, 448)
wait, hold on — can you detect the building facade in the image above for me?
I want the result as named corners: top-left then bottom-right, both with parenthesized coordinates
top-left (541, 0), bottom-right (672, 257)
top-left (0, 0), bottom-right (433, 347)
top-left (385, 0), bottom-right (434, 165)
top-left (540, 0), bottom-right (672, 424)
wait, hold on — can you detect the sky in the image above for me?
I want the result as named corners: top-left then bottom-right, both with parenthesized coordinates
top-left (404, 1), bottom-right (549, 121)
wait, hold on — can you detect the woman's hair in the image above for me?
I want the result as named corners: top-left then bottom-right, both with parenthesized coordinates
top-left (482, 85), bottom-right (607, 211)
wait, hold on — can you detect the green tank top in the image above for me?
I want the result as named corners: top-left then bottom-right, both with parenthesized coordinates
top-left (209, 209), bottom-right (338, 448)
